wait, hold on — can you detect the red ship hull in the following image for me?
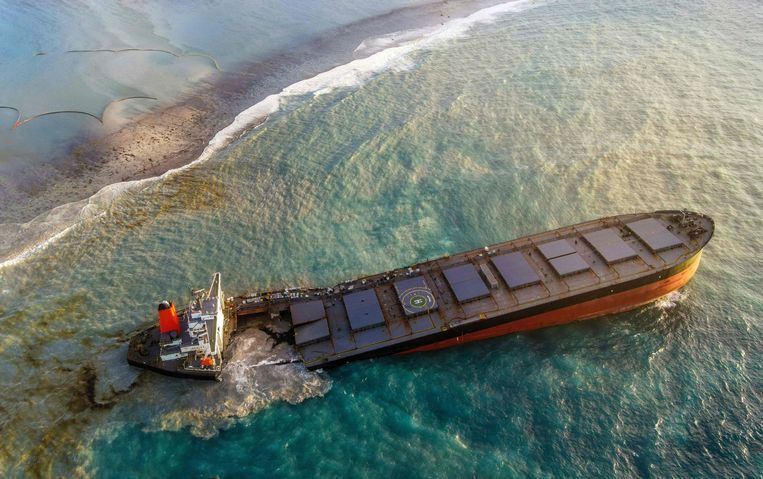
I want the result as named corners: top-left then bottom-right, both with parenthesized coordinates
top-left (401, 251), bottom-right (702, 355)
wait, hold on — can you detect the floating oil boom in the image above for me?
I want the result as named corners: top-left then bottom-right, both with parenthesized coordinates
top-left (128, 210), bottom-right (714, 380)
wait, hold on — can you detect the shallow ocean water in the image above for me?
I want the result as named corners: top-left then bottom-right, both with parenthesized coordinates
top-left (0, 0), bottom-right (438, 217)
top-left (0, 0), bottom-right (762, 477)
top-left (0, 0), bottom-right (433, 166)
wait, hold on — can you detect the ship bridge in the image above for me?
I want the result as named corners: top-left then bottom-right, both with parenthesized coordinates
top-left (159, 273), bottom-right (225, 371)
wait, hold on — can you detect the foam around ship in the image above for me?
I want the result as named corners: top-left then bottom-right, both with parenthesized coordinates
top-left (128, 210), bottom-right (713, 379)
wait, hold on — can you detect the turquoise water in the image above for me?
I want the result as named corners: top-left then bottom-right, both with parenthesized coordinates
top-left (1, 0), bottom-right (762, 476)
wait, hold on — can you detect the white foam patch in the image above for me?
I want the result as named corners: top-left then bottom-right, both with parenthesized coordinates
top-left (353, 26), bottom-right (440, 56)
top-left (121, 327), bottom-right (330, 438)
top-left (654, 290), bottom-right (686, 310)
top-left (0, 0), bottom-right (540, 270)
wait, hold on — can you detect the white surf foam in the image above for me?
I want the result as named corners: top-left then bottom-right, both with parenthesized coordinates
top-left (654, 290), bottom-right (687, 310)
top-left (0, 0), bottom-right (539, 270)
top-left (353, 26), bottom-right (441, 56)
top-left (128, 327), bottom-right (329, 438)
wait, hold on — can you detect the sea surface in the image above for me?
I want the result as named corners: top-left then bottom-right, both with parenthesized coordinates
top-left (1, 0), bottom-right (762, 477)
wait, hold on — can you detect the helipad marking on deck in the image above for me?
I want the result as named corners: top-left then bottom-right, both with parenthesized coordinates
top-left (399, 287), bottom-right (436, 315)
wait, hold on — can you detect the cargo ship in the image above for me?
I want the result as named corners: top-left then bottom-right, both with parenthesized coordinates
top-left (128, 210), bottom-right (713, 379)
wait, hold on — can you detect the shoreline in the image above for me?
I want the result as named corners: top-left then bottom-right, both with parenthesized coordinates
top-left (2, 0), bottom-right (505, 226)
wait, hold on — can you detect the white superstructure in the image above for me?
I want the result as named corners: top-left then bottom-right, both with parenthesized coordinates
top-left (159, 273), bottom-right (225, 372)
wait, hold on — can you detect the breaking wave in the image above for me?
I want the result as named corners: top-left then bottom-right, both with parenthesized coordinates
top-left (62, 327), bottom-right (331, 476)
top-left (0, 0), bottom-right (539, 271)
top-left (92, 327), bottom-right (330, 440)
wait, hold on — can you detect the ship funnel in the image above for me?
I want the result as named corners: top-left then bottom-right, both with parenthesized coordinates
top-left (158, 300), bottom-right (180, 334)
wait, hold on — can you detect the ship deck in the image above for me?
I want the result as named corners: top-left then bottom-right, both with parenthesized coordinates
top-left (236, 211), bottom-right (714, 369)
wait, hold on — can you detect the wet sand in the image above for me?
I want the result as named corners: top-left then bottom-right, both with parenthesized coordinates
top-left (3, 0), bottom-right (501, 225)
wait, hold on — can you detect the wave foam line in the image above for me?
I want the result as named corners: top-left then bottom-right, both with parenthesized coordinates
top-left (0, 0), bottom-right (539, 271)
